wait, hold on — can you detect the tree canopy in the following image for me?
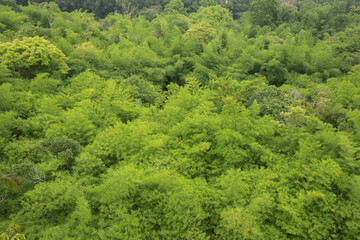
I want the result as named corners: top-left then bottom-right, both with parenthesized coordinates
top-left (1, 0), bottom-right (360, 239)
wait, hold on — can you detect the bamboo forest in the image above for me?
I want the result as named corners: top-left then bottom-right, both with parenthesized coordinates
top-left (1, 0), bottom-right (360, 239)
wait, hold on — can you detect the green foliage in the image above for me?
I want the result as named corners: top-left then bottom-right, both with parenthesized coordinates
top-left (73, 42), bottom-right (108, 69)
top-left (0, 223), bottom-right (25, 240)
top-left (194, 5), bottom-right (233, 25)
top-left (183, 22), bottom-right (217, 43)
top-left (0, 172), bottom-right (20, 192)
top-left (37, 138), bottom-right (81, 169)
top-left (328, 64), bottom-right (360, 109)
top-left (0, 36), bottom-right (69, 78)
top-left (0, 63), bottom-right (12, 82)
top-left (0, 1), bottom-right (360, 239)
top-left (248, 86), bottom-right (295, 119)
top-left (95, 166), bottom-right (212, 239)
top-left (249, 0), bottom-right (279, 27)
top-left (120, 75), bottom-right (162, 105)
top-left (165, 0), bottom-right (186, 14)
top-left (334, 26), bottom-right (360, 69)
top-left (29, 73), bottom-right (60, 94)
top-left (0, 5), bottom-right (26, 32)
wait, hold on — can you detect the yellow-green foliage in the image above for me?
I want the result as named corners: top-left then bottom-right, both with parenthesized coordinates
top-left (183, 22), bottom-right (217, 43)
top-left (0, 1), bottom-right (360, 239)
top-left (0, 36), bottom-right (69, 77)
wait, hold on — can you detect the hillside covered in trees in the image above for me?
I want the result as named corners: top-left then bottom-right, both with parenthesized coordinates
top-left (1, 0), bottom-right (360, 239)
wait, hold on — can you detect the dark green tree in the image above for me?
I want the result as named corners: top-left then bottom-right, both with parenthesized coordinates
top-left (249, 0), bottom-right (279, 27)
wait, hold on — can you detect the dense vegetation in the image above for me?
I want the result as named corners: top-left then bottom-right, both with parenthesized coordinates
top-left (1, 0), bottom-right (360, 239)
